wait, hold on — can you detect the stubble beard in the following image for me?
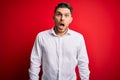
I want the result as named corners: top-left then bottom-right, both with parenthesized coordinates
top-left (54, 25), bottom-right (68, 36)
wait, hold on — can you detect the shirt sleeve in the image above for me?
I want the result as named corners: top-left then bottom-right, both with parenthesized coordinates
top-left (29, 34), bottom-right (42, 80)
top-left (77, 35), bottom-right (90, 80)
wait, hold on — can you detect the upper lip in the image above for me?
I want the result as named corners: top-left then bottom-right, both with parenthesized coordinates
top-left (60, 22), bottom-right (65, 25)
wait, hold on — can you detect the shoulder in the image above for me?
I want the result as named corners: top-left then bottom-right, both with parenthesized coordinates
top-left (69, 29), bottom-right (87, 46)
top-left (34, 29), bottom-right (51, 41)
top-left (69, 29), bottom-right (84, 38)
top-left (69, 29), bottom-right (86, 46)
top-left (37, 29), bottom-right (51, 37)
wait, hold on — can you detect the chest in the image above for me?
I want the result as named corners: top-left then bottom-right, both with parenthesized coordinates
top-left (41, 35), bottom-right (80, 56)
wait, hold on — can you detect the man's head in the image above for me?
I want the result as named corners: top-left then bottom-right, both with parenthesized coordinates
top-left (53, 2), bottom-right (73, 36)
top-left (54, 2), bottom-right (72, 14)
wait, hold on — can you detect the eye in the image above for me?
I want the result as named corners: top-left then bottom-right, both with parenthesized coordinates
top-left (56, 12), bottom-right (62, 16)
top-left (65, 14), bottom-right (70, 17)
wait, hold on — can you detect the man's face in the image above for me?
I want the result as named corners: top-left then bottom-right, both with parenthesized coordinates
top-left (54, 8), bottom-right (73, 33)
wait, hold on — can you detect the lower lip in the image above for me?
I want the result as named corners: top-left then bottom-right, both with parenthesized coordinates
top-left (58, 25), bottom-right (64, 30)
top-left (60, 25), bottom-right (65, 27)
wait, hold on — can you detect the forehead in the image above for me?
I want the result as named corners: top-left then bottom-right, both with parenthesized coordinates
top-left (55, 8), bottom-right (71, 14)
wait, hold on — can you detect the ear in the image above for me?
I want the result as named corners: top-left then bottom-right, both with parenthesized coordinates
top-left (70, 17), bottom-right (73, 23)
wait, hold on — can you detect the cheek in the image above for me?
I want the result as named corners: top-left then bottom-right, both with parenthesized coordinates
top-left (66, 20), bottom-right (72, 25)
top-left (54, 18), bottom-right (60, 23)
top-left (54, 19), bottom-right (58, 24)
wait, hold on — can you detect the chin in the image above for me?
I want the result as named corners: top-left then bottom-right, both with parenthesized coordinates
top-left (58, 30), bottom-right (64, 33)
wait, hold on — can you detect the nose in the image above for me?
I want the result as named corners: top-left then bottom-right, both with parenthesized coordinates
top-left (61, 15), bottom-right (65, 21)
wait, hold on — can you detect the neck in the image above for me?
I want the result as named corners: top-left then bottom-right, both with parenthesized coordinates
top-left (54, 27), bottom-right (68, 36)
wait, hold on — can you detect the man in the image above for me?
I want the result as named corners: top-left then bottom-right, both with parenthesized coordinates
top-left (29, 2), bottom-right (90, 80)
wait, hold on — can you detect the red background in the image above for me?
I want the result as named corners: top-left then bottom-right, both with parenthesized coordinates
top-left (0, 0), bottom-right (120, 80)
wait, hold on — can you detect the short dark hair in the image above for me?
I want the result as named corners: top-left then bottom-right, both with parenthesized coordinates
top-left (54, 2), bottom-right (73, 14)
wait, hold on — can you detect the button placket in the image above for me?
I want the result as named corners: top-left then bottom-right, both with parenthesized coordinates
top-left (56, 37), bottom-right (62, 80)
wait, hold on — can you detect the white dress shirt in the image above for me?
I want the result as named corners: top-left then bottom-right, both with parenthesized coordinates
top-left (29, 28), bottom-right (90, 80)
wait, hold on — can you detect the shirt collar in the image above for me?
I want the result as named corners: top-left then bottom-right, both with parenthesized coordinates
top-left (50, 28), bottom-right (71, 36)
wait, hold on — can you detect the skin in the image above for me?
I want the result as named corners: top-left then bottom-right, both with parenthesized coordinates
top-left (53, 8), bottom-right (73, 36)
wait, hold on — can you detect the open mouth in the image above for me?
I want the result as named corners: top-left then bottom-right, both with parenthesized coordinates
top-left (60, 23), bottom-right (65, 26)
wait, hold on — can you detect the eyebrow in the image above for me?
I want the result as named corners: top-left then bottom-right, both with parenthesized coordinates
top-left (56, 11), bottom-right (71, 15)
